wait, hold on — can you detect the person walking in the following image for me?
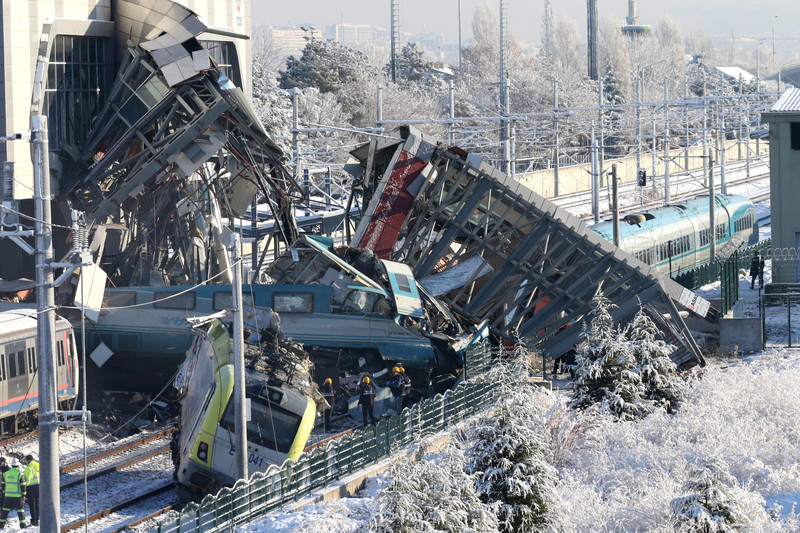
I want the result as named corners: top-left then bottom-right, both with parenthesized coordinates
top-left (0, 457), bottom-right (27, 529)
top-left (22, 456), bottom-right (38, 527)
top-left (750, 250), bottom-right (765, 290)
top-left (321, 378), bottom-right (335, 433)
top-left (358, 376), bottom-right (377, 427)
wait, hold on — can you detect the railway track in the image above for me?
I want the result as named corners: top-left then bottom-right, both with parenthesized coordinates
top-left (552, 165), bottom-right (770, 221)
top-left (58, 424), bottom-right (179, 532)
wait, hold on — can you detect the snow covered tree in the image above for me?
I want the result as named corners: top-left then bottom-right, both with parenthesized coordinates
top-left (569, 295), bottom-right (649, 421)
top-left (279, 39), bottom-right (376, 94)
top-left (625, 305), bottom-right (683, 413)
top-left (671, 458), bottom-right (748, 532)
top-left (361, 444), bottom-right (498, 533)
top-left (467, 401), bottom-right (558, 532)
top-left (466, 350), bottom-right (559, 532)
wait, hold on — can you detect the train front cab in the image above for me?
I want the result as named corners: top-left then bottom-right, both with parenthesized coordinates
top-left (178, 347), bottom-right (315, 498)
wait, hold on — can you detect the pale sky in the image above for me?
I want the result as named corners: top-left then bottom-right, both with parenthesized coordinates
top-left (254, 0), bottom-right (797, 54)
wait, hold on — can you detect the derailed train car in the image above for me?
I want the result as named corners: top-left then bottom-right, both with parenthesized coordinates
top-left (172, 318), bottom-right (317, 501)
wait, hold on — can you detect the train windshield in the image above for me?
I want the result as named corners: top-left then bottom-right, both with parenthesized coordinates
top-left (219, 396), bottom-right (302, 454)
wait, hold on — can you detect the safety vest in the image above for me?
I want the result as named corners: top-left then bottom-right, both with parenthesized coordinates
top-left (2, 468), bottom-right (25, 498)
top-left (23, 461), bottom-right (39, 486)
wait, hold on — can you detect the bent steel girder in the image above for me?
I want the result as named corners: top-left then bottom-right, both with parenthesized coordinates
top-left (60, 42), bottom-right (300, 285)
top-left (350, 127), bottom-right (708, 368)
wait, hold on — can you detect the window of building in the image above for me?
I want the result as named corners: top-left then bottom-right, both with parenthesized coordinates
top-left (200, 40), bottom-right (241, 88)
top-left (44, 35), bottom-right (112, 151)
top-left (791, 122), bottom-right (800, 150)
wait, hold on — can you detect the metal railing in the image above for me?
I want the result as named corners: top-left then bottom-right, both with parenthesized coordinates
top-left (150, 344), bottom-right (496, 533)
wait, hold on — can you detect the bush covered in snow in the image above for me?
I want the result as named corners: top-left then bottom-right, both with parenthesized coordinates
top-left (358, 444), bottom-right (497, 533)
top-left (670, 458), bottom-right (749, 532)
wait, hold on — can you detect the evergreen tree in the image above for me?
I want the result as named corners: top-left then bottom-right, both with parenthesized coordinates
top-left (279, 38), bottom-right (375, 94)
top-left (671, 458), bottom-right (748, 532)
top-left (626, 305), bottom-right (682, 413)
top-left (569, 295), bottom-right (649, 421)
top-left (467, 351), bottom-right (558, 532)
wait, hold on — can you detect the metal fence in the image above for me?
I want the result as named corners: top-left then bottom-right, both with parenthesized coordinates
top-left (150, 344), bottom-right (496, 533)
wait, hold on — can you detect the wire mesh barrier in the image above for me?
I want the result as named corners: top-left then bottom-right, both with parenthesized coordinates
top-left (761, 291), bottom-right (800, 348)
top-left (150, 346), bottom-right (497, 533)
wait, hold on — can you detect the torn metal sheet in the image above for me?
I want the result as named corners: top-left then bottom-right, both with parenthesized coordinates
top-left (348, 127), bottom-right (709, 368)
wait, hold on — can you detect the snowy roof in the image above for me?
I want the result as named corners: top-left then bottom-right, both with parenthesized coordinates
top-left (713, 66), bottom-right (754, 83)
top-left (770, 88), bottom-right (800, 112)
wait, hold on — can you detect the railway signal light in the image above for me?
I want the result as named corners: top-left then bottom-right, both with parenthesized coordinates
top-left (637, 168), bottom-right (647, 187)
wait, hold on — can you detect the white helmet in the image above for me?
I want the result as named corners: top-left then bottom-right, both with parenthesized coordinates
top-left (10, 458), bottom-right (18, 467)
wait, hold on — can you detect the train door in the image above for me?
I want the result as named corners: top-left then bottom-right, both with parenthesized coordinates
top-left (6, 341), bottom-right (28, 401)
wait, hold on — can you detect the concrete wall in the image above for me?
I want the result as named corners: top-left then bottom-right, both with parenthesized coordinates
top-left (517, 140), bottom-right (769, 199)
top-left (719, 316), bottom-right (763, 353)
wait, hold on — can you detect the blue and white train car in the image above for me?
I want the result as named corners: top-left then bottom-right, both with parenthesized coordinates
top-left (591, 194), bottom-right (758, 278)
top-left (0, 305), bottom-right (80, 433)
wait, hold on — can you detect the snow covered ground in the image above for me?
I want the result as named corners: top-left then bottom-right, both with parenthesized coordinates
top-left (243, 234), bottom-right (800, 532)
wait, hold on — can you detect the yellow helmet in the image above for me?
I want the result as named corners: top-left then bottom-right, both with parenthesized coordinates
top-left (392, 366), bottom-right (400, 373)
top-left (362, 376), bottom-right (370, 384)
top-left (397, 365), bottom-right (405, 372)
top-left (324, 378), bottom-right (332, 385)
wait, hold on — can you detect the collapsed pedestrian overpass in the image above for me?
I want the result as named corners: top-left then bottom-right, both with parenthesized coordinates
top-left (347, 127), bottom-right (712, 367)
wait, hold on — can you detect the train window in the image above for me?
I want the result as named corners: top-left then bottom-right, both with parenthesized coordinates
top-left (791, 122), bottom-right (800, 150)
top-left (8, 353), bottom-right (17, 378)
top-left (104, 291), bottom-right (136, 308)
top-left (0, 355), bottom-right (4, 381)
top-left (56, 341), bottom-right (65, 367)
top-left (220, 395), bottom-right (302, 454)
top-left (153, 291), bottom-right (196, 310)
top-left (27, 347), bottom-right (35, 374)
top-left (272, 292), bottom-right (314, 314)
top-left (212, 292), bottom-right (255, 312)
top-left (16, 351), bottom-right (25, 376)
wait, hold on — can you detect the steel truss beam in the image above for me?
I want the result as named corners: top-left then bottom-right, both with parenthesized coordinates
top-left (351, 128), bottom-right (708, 368)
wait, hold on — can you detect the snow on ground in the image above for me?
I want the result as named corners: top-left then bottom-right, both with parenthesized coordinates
top-left (245, 251), bottom-right (800, 532)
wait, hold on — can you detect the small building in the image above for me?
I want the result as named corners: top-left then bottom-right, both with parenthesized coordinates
top-left (713, 66), bottom-right (755, 84)
top-left (762, 87), bottom-right (800, 280)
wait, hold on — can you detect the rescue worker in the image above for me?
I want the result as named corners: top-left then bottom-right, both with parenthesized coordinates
top-left (22, 456), bottom-right (38, 527)
top-left (397, 366), bottom-right (412, 412)
top-left (321, 378), bottom-right (335, 433)
top-left (0, 457), bottom-right (27, 529)
top-left (749, 250), bottom-right (765, 290)
top-left (358, 376), bottom-right (377, 427)
top-left (385, 367), bottom-right (404, 414)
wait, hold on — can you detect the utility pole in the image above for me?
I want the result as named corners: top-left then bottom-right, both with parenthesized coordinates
top-left (553, 77), bottom-right (559, 196)
top-left (611, 164), bottom-right (619, 247)
top-left (231, 233), bottom-right (248, 482)
top-left (702, 70), bottom-right (708, 187)
top-left (33, 115), bottom-right (60, 532)
top-left (708, 149), bottom-right (716, 263)
top-left (390, 0), bottom-right (401, 83)
top-left (499, 0), bottom-right (510, 174)
top-left (664, 77), bottom-right (670, 205)
top-left (591, 122), bottom-right (599, 223)
top-left (586, 0), bottom-right (598, 80)
top-left (29, 115), bottom-right (93, 533)
top-left (458, 0), bottom-right (463, 70)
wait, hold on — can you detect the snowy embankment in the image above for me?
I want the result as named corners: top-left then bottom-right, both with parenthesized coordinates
top-left (245, 349), bottom-right (800, 532)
